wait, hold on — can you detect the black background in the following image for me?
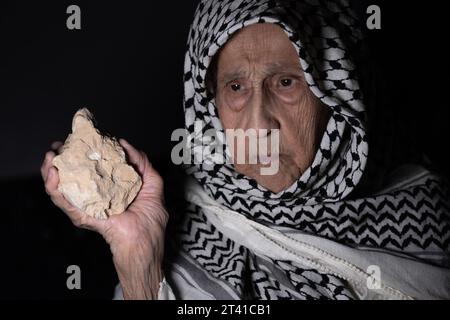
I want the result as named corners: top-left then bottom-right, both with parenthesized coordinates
top-left (0, 1), bottom-right (448, 299)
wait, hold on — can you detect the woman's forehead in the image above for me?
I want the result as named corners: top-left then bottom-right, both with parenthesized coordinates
top-left (217, 24), bottom-right (301, 73)
top-left (220, 23), bottom-right (295, 53)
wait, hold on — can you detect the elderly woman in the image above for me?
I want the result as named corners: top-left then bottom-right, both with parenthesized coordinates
top-left (41, 0), bottom-right (450, 299)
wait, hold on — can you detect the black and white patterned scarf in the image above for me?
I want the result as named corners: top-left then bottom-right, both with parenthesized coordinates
top-left (172, 0), bottom-right (450, 299)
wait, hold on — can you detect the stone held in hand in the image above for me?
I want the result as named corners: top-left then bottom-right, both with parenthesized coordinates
top-left (52, 108), bottom-right (142, 220)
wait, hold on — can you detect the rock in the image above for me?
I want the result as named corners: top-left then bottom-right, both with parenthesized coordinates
top-left (52, 108), bottom-right (142, 219)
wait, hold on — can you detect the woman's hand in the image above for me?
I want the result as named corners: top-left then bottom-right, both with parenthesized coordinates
top-left (41, 139), bottom-right (168, 299)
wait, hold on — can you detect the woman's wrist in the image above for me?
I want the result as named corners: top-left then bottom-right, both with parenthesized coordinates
top-left (105, 207), bottom-right (167, 299)
top-left (111, 238), bottom-right (165, 300)
top-left (115, 258), bottom-right (164, 300)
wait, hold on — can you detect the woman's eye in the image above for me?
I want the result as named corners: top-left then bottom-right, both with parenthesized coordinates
top-left (280, 78), bottom-right (293, 87)
top-left (230, 83), bottom-right (241, 91)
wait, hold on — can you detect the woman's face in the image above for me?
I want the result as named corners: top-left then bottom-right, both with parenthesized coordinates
top-left (214, 23), bottom-right (330, 193)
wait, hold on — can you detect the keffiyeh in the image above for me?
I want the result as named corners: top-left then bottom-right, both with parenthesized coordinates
top-left (169, 0), bottom-right (450, 299)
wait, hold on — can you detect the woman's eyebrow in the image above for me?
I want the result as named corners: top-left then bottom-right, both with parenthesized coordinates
top-left (218, 70), bottom-right (247, 83)
top-left (218, 63), bottom-right (303, 84)
top-left (265, 62), bottom-right (303, 75)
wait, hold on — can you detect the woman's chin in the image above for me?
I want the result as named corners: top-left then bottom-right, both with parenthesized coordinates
top-left (255, 174), bottom-right (298, 193)
top-left (235, 164), bottom-right (301, 194)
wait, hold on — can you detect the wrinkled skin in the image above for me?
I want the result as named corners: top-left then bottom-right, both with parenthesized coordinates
top-left (215, 23), bottom-right (329, 193)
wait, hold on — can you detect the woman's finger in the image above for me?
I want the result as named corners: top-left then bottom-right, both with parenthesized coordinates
top-left (119, 139), bottom-right (165, 210)
top-left (41, 140), bottom-right (63, 181)
top-left (41, 150), bottom-right (56, 181)
top-left (51, 141), bottom-right (63, 153)
top-left (119, 139), bottom-right (146, 174)
top-left (45, 167), bottom-right (78, 216)
top-left (119, 139), bottom-right (161, 182)
top-left (45, 167), bottom-right (106, 233)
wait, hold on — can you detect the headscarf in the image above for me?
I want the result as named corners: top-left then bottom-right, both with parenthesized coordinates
top-left (171, 0), bottom-right (450, 299)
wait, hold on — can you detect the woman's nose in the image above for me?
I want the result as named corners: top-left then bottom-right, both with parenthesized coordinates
top-left (245, 88), bottom-right (279, 132)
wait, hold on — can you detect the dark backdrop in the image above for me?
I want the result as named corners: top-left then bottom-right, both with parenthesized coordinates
top-left (0, 1), bottom-right (448, 299)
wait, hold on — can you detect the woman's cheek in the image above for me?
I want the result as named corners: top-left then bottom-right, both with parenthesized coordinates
top-left (275, 84), bottom-right (304, 105)
top-left (223, 90), bottom-right (250, 112)
top-left (216, 94), bottom-right (243, 129)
